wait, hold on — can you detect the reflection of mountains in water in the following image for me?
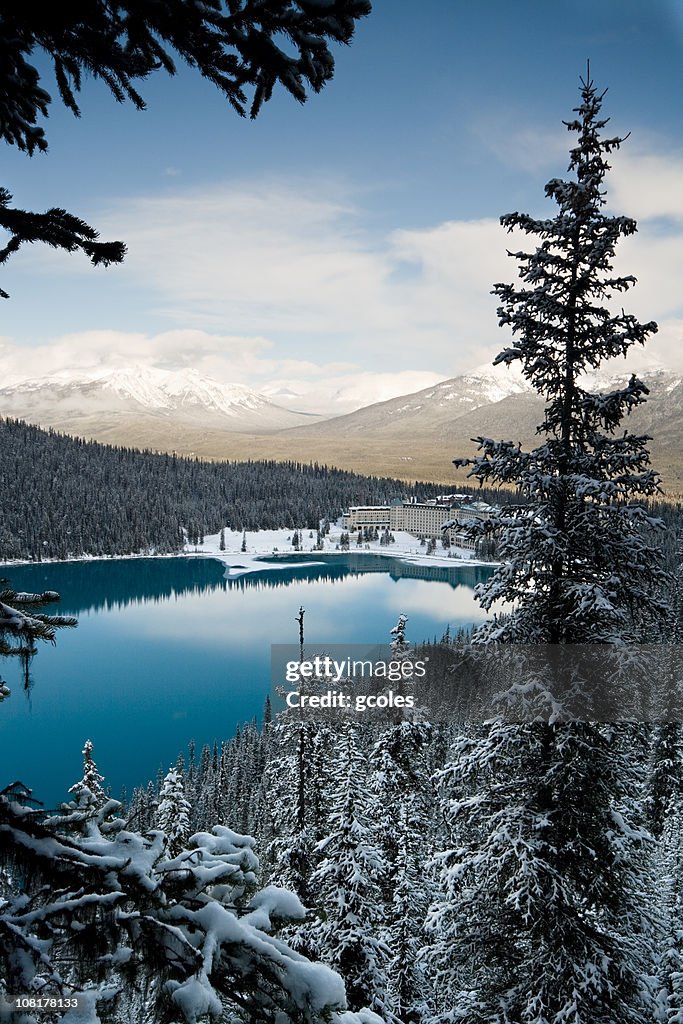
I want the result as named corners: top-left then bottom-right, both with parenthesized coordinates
top-left (229, 553), bottom-right (494, 591)
top-left (3, 553), bottom-right (495, 615)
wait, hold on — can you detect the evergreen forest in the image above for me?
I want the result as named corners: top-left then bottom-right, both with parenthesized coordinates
top-left (0, 416), bottom-right (498, 561)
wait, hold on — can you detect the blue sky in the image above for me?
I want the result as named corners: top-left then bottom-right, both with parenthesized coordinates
top-left (1, 0), bottom-right (682, 413)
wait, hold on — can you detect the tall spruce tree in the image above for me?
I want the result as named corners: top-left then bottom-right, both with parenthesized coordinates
top-left (311, 726), bottom-right (390, 1017)
top-left (369, 724), bottom-right (435, 1023)
top-left (456, 72), bottom-right (667, 645)
top-left (436, 73), bottom-right (668, 1024)
top-left (263, 722), bottom-right (321, 954)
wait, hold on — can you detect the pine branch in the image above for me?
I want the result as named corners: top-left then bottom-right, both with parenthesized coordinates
top-left (0, 0), bottom-right (372, 154)
top-left (0, 187), bottom-right (125, 298)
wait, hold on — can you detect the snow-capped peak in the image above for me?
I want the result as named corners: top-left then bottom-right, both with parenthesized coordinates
top-left (459, 361), bottom-right (533, 403)
top-left (97, 366), bottom-right (265, 416)
top-left (4, 366), bottom-right (271, 417)
top-left (460, 358), bottom-right (679, 400)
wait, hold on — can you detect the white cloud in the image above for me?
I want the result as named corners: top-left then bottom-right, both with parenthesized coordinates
top-left (610, 148), bottom-right (683, 222)
top-left (90, 180), bottom-right (509, 368)
top-left (616, 230), bottom-right (683, 319)
top-left (105, 169), bottom-right (683, 356)
top-left (639, 318), bottom-right (683, 372)
top-left (0, 330), bottom-right (272, 387)
top-left (7, 149), bottom-right (683, 392)
top-left (606, 146), bottom-right (683, 369)
top-left (0, 329), bottom-right (447, 414)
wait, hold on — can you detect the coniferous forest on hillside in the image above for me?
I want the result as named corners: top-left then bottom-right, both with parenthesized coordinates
top-left (0, 416), bottom-right (510, 561)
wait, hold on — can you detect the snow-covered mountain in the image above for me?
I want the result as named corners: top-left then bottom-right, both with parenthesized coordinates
top-left (1, 360), bottom-right (680, 486)
top-left (233, 361), bottom-right (681, 489)
top-left (269, 361), bottom-right (537, 440)
top-left (271, 361), bottom-right (681, 442)
top-left (79, 366), bottom-right (269, 417)
top-left (0, 366), bottom-right (321, 440)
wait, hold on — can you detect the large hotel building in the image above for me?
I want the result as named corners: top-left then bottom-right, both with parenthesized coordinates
top-left (342, 497), bottom-right (495, 551)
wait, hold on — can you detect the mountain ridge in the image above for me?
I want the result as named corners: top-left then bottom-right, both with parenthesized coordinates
top-left (1, 362), bottom-right (680, 489)
top-left (0, 365), bottom-right (321, 436)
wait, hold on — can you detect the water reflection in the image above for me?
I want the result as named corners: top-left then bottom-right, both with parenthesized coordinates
top-left (2, 554), bottom-right (493, 613)
top-left (1, 557), bottom-right (228, 616)
top-left (0, 554), bottom-right (493, 809)
top-left (239, 553), bottom-right (493, 592)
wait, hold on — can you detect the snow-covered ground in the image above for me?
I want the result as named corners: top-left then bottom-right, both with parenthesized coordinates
top-left (0, 524), bottom-right (497, 572)
top-left (187, 524), bottom-right (496, 579)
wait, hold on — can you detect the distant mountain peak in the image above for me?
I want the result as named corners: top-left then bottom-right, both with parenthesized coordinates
top-left (0, 365), bottom-right (320, 436)
top-left (104, 366), bottom-right (268, 416)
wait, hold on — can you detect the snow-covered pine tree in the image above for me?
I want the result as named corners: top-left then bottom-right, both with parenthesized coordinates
top-left (126, 782), bottom-right (155, 831)
top-left (79, 739), bottom-right (106, 799)
top-left (312, 726), bottom-right (390, 1017)
top-left (264, 694), bottom-right (273, 730)
top-left (389, 614), bottom-right (410, 660)
top-left (262, 720), bottom-right (336, 962)
top-left (155, 766), bottom-right (192, 857)
top-left (369, 723), bottom-right (435, 1022)
top-left (44, 741), bottom-right (124, 851)
top-left (54, 738), bottom-right (109, 836)
top-left (656, 788), bottom-right (683, 1024)
top-left (436, 72), bottom-right (668, 1024)
top-left (647, 725), bottom-right (683, 841)
top-left (386, 806), bottom-right (432, 1024)
top-left (430, 720), bottom-right (656, 1023)
top-left (455, 72), bottom-right (667, 644)
top-left (0, 782), bottom-right (384, 1024)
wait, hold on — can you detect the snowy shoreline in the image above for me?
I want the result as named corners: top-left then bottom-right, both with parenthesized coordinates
top-left (202, 527), bottom-right (498, 579)
top-left (0, 526), bottom-right (498, 575)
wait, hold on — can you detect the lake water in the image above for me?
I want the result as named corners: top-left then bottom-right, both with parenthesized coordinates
top-left (0, 554), bottom-right (493, 809)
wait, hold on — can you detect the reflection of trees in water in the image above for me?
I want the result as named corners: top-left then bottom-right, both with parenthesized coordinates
top-left (226, 563), bottom-right (350, 591)
top-left (3, 554), bottom-right (494, 614)
top-left (3, 557), bottom-right (229, 616)
top-left (231, 554), bottom-right (493, 592)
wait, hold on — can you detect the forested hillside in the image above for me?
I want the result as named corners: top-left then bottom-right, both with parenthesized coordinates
top-left (123, 687), bottom-right (683, 1023)
top-left (0, 417), bottom-right (481, 561)
top-left (1, 415), bottom-right (678, 569)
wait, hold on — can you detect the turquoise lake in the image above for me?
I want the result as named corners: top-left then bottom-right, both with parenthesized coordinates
top-left (0, 554), bottom-right (493, 809)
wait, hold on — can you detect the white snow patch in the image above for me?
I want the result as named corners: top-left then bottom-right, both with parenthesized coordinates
top-left (186, 525), bottom-right (497, 576)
